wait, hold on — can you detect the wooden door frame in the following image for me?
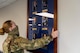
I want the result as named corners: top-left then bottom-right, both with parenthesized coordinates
top-left (54, 0), bottom-right (58, 53)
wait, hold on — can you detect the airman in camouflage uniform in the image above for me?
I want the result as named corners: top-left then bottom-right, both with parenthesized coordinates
top-left (0, 20), bottom-right (57, 53)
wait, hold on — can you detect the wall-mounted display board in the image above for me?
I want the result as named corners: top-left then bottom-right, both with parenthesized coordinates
top-left (27, 0), bottom-right (57, 53)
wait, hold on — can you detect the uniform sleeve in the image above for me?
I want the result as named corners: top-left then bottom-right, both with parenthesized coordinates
top-left (10, 35), bottom-right (53, 52)
top-left (23, 35), bottom-right (53, 50)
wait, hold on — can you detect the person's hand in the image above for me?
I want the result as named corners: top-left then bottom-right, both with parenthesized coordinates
top-left (51, 28), bottom-right (58, 38)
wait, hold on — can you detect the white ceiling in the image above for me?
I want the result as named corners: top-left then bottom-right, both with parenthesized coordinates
top-left (0, 0), bottom-right (17, 8)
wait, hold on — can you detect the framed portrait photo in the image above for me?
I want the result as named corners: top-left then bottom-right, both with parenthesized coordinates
top-left (27, 0), bottom-right (57, 53)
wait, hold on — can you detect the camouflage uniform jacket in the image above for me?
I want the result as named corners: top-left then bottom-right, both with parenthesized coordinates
top-left (3, 26), bottom-right (53, 53)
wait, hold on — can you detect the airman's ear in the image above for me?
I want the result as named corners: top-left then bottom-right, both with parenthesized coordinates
top-left (9, 21), bottom-right (16, 31)
top-left (9, 27), bottom-right (12, 31)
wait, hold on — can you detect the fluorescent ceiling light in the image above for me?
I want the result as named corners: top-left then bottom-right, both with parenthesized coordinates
top-left (35, 12), bottom-right (54, 18)
top-left (0, 0), bottom-right (17, 8)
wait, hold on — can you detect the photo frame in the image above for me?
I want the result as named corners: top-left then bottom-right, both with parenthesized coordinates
top-left (27, 0), bottom-right (57, 53)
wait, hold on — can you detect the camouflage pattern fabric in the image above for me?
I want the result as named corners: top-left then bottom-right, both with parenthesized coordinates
top-left (2, 26), bottom-right (53, 53)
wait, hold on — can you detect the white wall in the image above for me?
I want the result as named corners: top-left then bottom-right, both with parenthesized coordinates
top-left (0, 0), bottom-right (27, 51)
top-left (58, 0), bottom-right (80, 53)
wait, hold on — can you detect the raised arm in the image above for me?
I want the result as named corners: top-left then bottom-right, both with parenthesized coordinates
top-left (10, 28), bottom-right (58, 52)
top-left (9, 35), bottom-right (53, 52)
top-left (24, 35), bottom-right (53, 50)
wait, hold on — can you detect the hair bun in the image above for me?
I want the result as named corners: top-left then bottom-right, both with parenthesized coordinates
top-left (0, 28), bottom-right (4, 35)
